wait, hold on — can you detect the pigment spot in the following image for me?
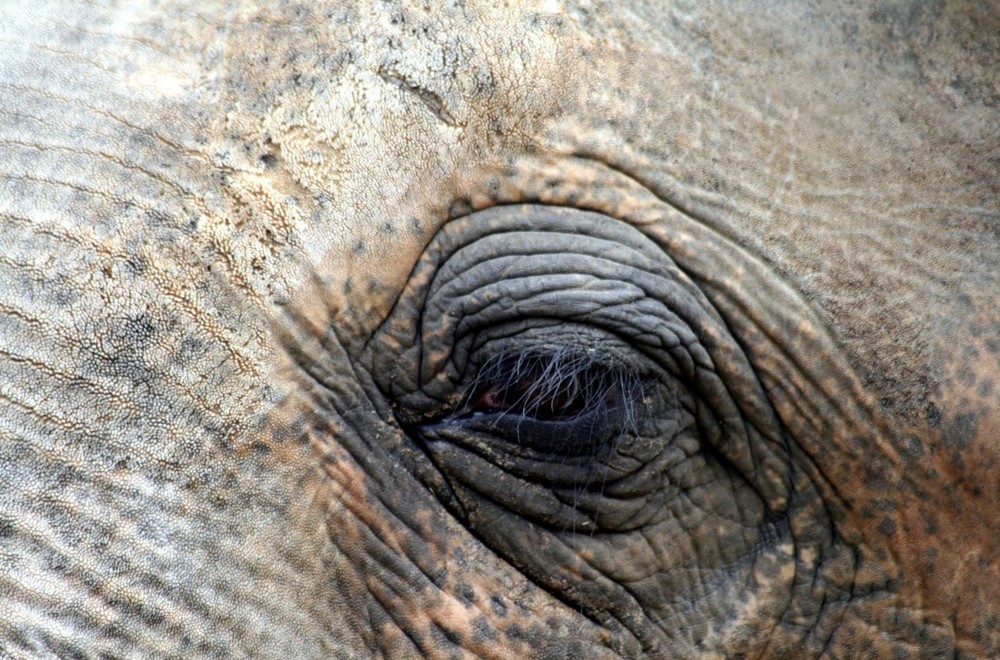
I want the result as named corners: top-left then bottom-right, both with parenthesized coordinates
top-left (977, 378), bottom-right (994, 398)
top-left (489, 594), bottom-right (508, 617)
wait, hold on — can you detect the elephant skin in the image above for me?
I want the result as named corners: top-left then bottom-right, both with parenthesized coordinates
top-left (1, 0), bottom-right (998, 657)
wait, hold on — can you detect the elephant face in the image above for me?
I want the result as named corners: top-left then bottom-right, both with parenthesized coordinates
top-left (1, 0), bottom-right (997, 657)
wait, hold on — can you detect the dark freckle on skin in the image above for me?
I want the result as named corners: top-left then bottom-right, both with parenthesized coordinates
top-left (352, 240), bottom-right (366, 255)
top-left (451, 547), bottom-right (468, 568)
top-left (53, 287), bottom-right (76, 307)
top-left (0, 518), bottom-right (15, 538)
top-left (505, 623), bottom-right (525, 641)
top-left (448, 198), bottom-right (472, 217)
top-left (471, 616), bottom-right (496, 643)
top-left (455, 582), bottom-right (475, 607)
top-left (378, 221), bottom-right (396, 235)
top-left (901, 434), bottom-right (924, 459)
top-left (863, 470), bottom-right (891, 490)
top-left (977, 378), bottom-right (994, 398)
top-left (122, 314), bottom-right (156, 346)
top-left (125, 255), bottom-right (148, 275)
top-left (489, 594), bottom-right (508, 617)
top-left (877, 517), bottom-right (896, 536)
top-left (259, 152), bottom-right (277, 168)
top-left (432, 624), bottom-right (461, 647)
top-left (860, 500), bottom-right (891, 518)
top-left (958, 366), bottom-right (976, 387)
top-left (952, 412), bottom-right (979, 448)
top-left (925, 401), bottom-right (943, 426)
top-left (342, 278), bottom-right (353, 295)
top-left (487, 176), bottom-right (500, 197)
top-left (409, 217), bottom-right (423, 236)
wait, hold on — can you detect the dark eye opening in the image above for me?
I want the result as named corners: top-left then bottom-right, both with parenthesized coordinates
top-left (458, 349), bottom-right (646, 425)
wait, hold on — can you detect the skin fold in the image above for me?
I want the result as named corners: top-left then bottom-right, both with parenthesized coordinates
top-left (0, 0), bottom-right (997, 657)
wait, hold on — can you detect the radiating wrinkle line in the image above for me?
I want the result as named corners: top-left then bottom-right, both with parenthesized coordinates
top-left (0, 347), bottom-right (142, 415)
top-left (0, 40), bottom-right (114, 73)
top-left (555, 155), bottom-right (908, 489)
top-left (50, 20), bottom-right (176, 58)
top-left (1, 214), bottom-right (262, 379)
top-left (0, 138), bottom-right (205, 202)
top-left (0, 82), bottom-right (205, 157)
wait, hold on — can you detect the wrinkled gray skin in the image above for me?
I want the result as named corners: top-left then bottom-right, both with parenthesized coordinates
top-left (1, 1), bottom-right (998, 657)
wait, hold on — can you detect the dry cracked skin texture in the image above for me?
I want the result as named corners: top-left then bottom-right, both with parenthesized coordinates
top-left (0, 0), bottom-right (998, 657)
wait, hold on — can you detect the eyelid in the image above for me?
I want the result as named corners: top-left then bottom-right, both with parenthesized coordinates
top-left (468, 366), bottom-right (611, 418)
top-left (458, 349), bottom-right (647, 422)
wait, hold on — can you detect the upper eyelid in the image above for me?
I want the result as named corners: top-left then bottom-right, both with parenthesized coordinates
top-left (459, 350), bottom-right (646, 419)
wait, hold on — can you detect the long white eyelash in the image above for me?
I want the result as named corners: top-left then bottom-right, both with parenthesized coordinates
top-left (462, 346), bottom-right (646, 426)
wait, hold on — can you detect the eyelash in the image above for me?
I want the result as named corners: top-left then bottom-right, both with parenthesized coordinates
top-left (459, 348), bottom-right (647, 424)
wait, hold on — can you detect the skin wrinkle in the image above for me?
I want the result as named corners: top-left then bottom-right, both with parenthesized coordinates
top-left (519, 166), bottom-right (901, 513)
top-left (292, 319), bottom-right (621, 655)
top-left (376, 206), bottom-right (804, 648)
top-left (468, 498), bottom-right (651, 655)
top-left (536, 146), bottom-right (924, 448)
top-left (561, 154), bottom-right (890, 445)
top-left (444, 202), bottom-right (788, 474)
top-left (2, 0), bottom-right (998, 656)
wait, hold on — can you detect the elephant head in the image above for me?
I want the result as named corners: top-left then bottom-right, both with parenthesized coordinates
top-left (1, 0), bottom-right (997, 656)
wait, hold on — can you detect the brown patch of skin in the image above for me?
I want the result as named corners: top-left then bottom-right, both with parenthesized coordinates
top-left (1, 0), bottom-right (998, 657)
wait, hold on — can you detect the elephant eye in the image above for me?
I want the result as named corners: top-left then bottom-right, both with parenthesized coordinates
top-left (462, 351), bottom-right (636, 422)
top-left (432, 348), bottom-right (653, 462)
